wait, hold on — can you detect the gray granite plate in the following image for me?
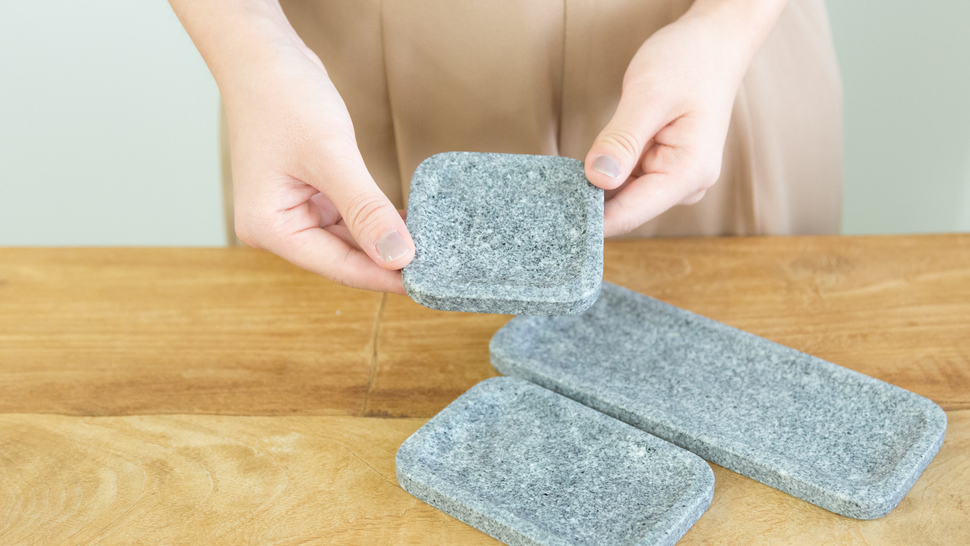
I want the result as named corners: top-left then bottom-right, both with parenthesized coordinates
top-left (402, 152), bottom-right (603, 315)
top-left (396, 377), bottom-right (714, 546)
top-left (490, 282), bottom-right (947, 520)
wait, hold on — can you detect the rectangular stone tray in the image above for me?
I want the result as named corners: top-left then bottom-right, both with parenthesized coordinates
top-left (396, 377), bottom-right (714, 546)
top-left (490, 282), bottom-right (947, 520)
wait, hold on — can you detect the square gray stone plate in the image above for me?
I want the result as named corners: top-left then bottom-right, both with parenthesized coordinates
top-left (402, 152), bottom-right (603, 316)
top-left (490, 282), bottom-right (947, 520)
top-left (396, 377), bottom-right (714, 546)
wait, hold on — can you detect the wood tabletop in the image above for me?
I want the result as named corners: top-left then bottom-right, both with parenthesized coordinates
top-left (1, 235), bottom-right (968, 545)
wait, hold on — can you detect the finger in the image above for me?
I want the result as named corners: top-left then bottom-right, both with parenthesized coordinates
top-left (603, 171), bottom-right (696, 237)
top-left (642, 115), bottom-right (724, 193)
top-left (309, 192), bottom-right (341, 226)
top-left (585, 87), bottom-right (672, 190)
top-left (324, 224), bottom-right (362, 250)
top-left (604, 175), bottom-right (636, 201)
top-left (305, 152), bottom-right (415, 271)
top-left (679, 188), bottom-right (707, 206)
top-left (308, 193), bottom-right (359, 249)
top-left (271, 226), bottom-right (406, 294)
top-left (605, 118), bottom-right (719, 230)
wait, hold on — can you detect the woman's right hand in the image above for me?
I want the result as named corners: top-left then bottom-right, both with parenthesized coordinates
top-left (171, 0), bottom-right (414, 293)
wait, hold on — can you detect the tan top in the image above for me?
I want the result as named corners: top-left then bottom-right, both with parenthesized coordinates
top-left (222, 0), bottom-right (843, 242)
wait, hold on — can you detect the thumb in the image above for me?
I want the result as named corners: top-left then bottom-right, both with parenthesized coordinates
top-left (314, 157), bottom-right (415, 270)
top-left (584, 90), bottom-right (669, 190)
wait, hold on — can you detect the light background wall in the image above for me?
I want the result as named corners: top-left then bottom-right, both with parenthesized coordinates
top-left (0, 1), bottom-right (223, 246)
top-left (828, 0), bottom-right (970, 234)
top-left (1, 1), bottom-right (968, 246)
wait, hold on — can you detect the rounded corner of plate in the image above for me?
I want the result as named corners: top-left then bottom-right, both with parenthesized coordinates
top-left (849, 494), bottom-right (901, 521)
top-left (553, 275), bottom-right (601, 316)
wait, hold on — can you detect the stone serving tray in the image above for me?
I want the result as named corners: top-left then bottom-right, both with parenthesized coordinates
top-left (396, 377), bottom-right (715, 546)
top-left (402, 152), bottom-right (603, 316)
top-left (490, 282), bottom-right (947, 520)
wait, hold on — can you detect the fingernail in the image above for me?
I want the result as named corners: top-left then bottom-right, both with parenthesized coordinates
top-left (592, 155), bottom-right (621, 179)
top-left (376, 230), bottom-right (410, 262)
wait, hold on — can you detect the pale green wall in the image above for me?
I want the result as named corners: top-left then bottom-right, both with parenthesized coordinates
top-left (0, 1), bottom-right (223, 245)
top-left (828, 0), bottom-right (970, 233)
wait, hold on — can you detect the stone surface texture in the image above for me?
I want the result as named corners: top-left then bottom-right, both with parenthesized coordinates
top-left (403, 152), bottom-right (603, 315)
top-left (490, 282), bottom-right (948, 520)
top-left (396, 377), bottom-right (714, 546)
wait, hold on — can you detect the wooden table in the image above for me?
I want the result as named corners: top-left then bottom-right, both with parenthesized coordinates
top-left (1, 235), bottom-right (968, 545)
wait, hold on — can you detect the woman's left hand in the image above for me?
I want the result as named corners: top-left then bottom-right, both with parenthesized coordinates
top-left (584, 0), bottom-right (787, 236)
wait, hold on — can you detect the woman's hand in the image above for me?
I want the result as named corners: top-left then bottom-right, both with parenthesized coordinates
top-left (226, 40), bottom-right (414, 293)
top-left (584, 0), bottom-right (787, 236)
top-left (171, 0), bottom-right (413, 293)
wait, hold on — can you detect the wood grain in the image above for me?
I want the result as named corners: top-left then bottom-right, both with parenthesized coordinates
top-left (0, 248), bottom-right (383, 416)
top-left (1, 236), bottom-right (969, 545)
top-left (0, 414), bottom-right (487, 545)
top-left (2, 411), bottom-right (967, 545)
top-left (362, 293), bottom-right (507, 417)
top-left (367, 235), bottom-right (970, 417)
top-left (2, 237), bottom-right (967, 418)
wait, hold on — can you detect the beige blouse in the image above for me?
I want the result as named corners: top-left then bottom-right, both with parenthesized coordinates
top-left (221, 0), bottom-right (843, 243)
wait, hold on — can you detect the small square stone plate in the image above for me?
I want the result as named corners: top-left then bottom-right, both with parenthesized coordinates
top-left (396, 377), bottom-right (714, 546)
top-left (490, 282), bottom-right (948, 520)
top-left (402, 152), bottom-right (604, 315)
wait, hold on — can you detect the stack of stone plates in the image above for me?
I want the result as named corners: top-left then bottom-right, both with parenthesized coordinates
top-left (396, 153), bottom-right (946, 546)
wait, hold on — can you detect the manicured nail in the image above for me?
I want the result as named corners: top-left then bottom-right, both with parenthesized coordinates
top-left (592, 155), bottom-right (621, 179)
top-left (376, 230), bottom-right (409, 262)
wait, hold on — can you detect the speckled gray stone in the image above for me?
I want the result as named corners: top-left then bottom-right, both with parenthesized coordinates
top-left (402, 152), bottom-right (603, 315)
top-left (396, 377), bottom-right (714, 546)
top-left (490, 282), bottom-right (947, 520)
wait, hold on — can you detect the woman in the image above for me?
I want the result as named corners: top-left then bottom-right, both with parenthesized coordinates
top-left (169, 0), bottom-right (842, 294)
